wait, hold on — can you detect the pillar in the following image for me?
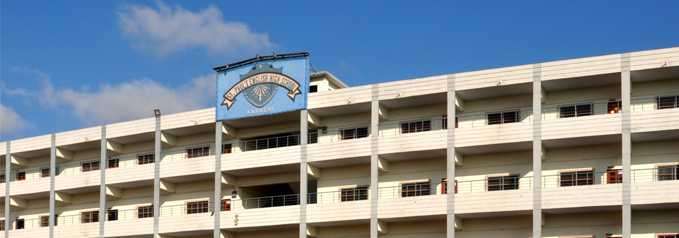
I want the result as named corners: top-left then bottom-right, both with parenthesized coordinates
top-left (532, 64), bottom-right (543, 238)
top-left (446, 74), bottom-right (456, 238)
top-left (99, 126), bottom-right (107, 237)
top-left (154, 112), bottom-right (162, 238)
top-left (621, 53), bottom-right (632, 238)
top-left (49, 134), bottom-right (57, 238)
top-left (370, 85), bottom-right (379, 238)
top-left (4, 141), bottom-right (10, 237)
top-left (299, 110), bottom-right (308, 238)
top-left (214, 121), bottom-right (223, 238)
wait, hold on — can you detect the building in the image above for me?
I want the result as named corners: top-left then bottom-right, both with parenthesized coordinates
top-left (1, 47), bottom-right (679, 238)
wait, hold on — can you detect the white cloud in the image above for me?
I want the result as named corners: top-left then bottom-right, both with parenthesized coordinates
top-left (44, 74), bottom-right (216, 125)
top-left (0, 103), bottom-right (28, 135)
top-left (118, 1), bottom-right (272, 56)
top-left (10, 67), bottom-right (216, 125)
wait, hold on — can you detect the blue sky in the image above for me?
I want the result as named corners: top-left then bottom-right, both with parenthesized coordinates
top-left (1, 0), bottom-right (678, 140)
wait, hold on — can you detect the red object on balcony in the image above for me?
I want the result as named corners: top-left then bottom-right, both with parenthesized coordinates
top-left (441, 178), bottom-right (458, 194)
top-left (606, 168), bottom-right (623, 184)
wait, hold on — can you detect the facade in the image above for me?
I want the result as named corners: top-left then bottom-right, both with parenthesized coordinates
top-left (0, 47), bottom-right (678, 238)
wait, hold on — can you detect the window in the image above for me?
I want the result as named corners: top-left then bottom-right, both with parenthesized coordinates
top-left (309, 85), bottom-right (318, 93)
top-left (222, 144), bottom-right (232, 154)
top-left (657, 165), bottom-right (679, 181)
top-left (41, 168), bottom-right (50, 177)
top-left (487, 175), bottom-right (520, 191)
top-left (560, 104), bottom-right (593, 118)
top-left (441, 178), bottom-right (457, 194)
top-left (340, 127), bottom-right (369, 140)
top-left (187, 146), bottom-right (210, 158)
top-left (341, 186), bottom-right (369, 201)
top-left (400, 120), bottom-right (431, 134)
top-left (40, 215), bottom-right (49, 227)
top-left (137, 154), bottom-right (155, 165)
top-left (0, 220), bottom-right (4, 231)
top-left (137, 205), bottom-right (153, 218)
top-left (487, 111), bottom-right (520, 125)
top-left (657, 96), bottom-right (678, 110)
top-left (107, 209), bottom-right (118, 221)
top-left (81, 211), bottom-right (99, 223)
top-left (107, 158), bottom-right (119, 168)
top-left (606, 167), bottom-right (623, 184)
top-left (81, 161), bottom-right (100, 172)
top-left (401, 182), bottom-right (431, 197)
top-left (186, 201), bottom-right (209, 214)
top-left (608, 100), bottom-right (622, 114)
top-left (16, 171), bottom-right (26, 181)
top-left (658, 234), bottom-right (679, 238)
top-left (15, 218), bottom-right (24, 229)
top-left (221, 199), bottom-right (231, 211)
top-left (0, 174), bottom-right (4, 183)
top-left (560, 170), bottom-right (594, 187)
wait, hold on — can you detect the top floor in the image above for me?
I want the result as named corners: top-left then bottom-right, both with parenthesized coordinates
top-left (1, 46), bottom-right (678, 157)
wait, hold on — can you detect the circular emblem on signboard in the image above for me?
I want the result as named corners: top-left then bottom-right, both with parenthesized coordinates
top-left (222, 63), bottom-right (301, 110)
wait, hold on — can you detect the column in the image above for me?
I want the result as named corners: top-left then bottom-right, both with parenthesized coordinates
top-left (446, 75), bottom-right (456, 238)
top-left (4, 141), bottom-right (10, 238)
top-left (154, 112), bottom-right (161, 238)
top-left (49, 134), bottom-right (57, 238)
top-left (621, 53), bottom-right (632, 238)
top-left (532, 64), bottom-right (543, 238)
top-left (99, 126), bottom-right (107, 238)
top-left (214, 121), bottom-right (223, 238)
top-left (299, 110), bottom-right (308, 238)
top-left (370, 85), bottom-right (379, 238)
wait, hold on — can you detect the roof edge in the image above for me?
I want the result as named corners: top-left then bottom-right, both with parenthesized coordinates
top-left (311, 70), bottom-right (349, 89)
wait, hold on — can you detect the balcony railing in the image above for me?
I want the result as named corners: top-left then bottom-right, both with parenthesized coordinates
top-left (240, 131), bottom-right (318, 152)
top-left (542, 171), bottom-right (620, 188)
top-left (632, 167), bottom-right (679, 183)
top-left (241, 194), bottom-right (300, 208)
top-left (456, 177), bottom-right (533, 194)
top-left (378, 185), bottom-right (437, 200)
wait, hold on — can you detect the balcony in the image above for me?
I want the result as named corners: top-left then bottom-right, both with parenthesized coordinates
top-left (3, 177), bottom-right (50, 197)
top-left (221, 199), bottom-right (300, 229)
top-left (6, 218), bottom-right (49, 238)
top-left (379, 129), bottom-right (447, 155)
top-left (541, 171), bottom-right (623, 210)
top-left (54, 214), bottom-right (98, 238)
top-left (307, 190), bottom-right (371, 223)
top-left (106, 208), bottom-right (154, 237)
top-left (377, 186), bottom-right (446, 219)
top-left (456, 110), bottom-right (533, 148)
top-left (161, 145), bottom-right (215, 179)
top-left (55, 168), bottom-right (101, 191)
top-left (307, 137), bottom-right (371, 163)
top-left (631, 168), bottom-right (679, 206)
top-left (159, 204), bottom-right (212, 234)
top-left (455, 177), bottom-right (533, 215)
top-left (106, 163), bottom-right (154, 185)
top-left (542, 102), bottom-right (622, 141)
top-left (308, 85), bottom-right (372, 109)
top-left (631, 96), bottom-right (679, 134)
top-left (223, 134), bottom-right (305, 172)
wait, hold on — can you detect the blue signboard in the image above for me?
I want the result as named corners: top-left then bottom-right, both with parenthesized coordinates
top-left (215, 53), bottom-right (309, 121)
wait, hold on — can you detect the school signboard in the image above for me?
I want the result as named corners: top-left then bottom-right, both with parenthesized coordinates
top-left (214, 52), bottom-right (309, 121)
